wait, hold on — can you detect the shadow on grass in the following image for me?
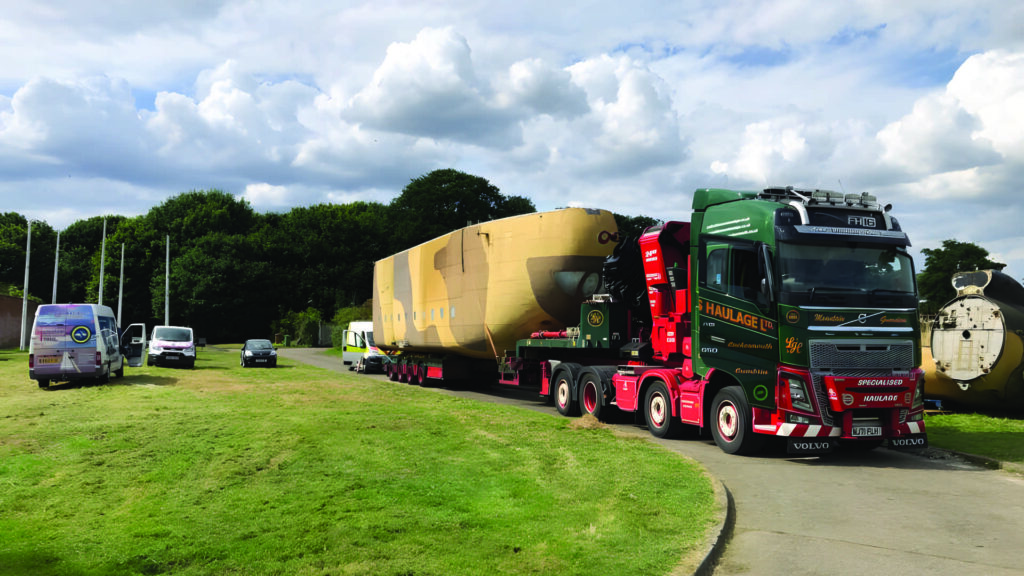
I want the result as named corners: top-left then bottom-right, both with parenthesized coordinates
top-left (43, 374), bottom-right (181, 391)
top-left (0, 551), bottom-right (82, 576)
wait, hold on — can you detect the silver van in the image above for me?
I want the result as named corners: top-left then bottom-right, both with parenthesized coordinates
top-left (28, 303), bottom-right (146, 388)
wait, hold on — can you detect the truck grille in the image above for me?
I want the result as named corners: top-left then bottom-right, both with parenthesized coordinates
top-left (808, 340), bottom-right (915, 427)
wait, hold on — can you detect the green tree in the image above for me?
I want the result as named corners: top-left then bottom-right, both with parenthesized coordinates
top-left (613, 213), bottom-right (658, 241)
top-left (0, 213), bottom-right (58, 303)
top-left (388, 169), bottom-right (536, 249)
top-left (918, 239), bottom-right (1005, 314)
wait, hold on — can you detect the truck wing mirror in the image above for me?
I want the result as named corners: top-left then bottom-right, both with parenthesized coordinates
top-left (758, 243), bottom-right (776, 307)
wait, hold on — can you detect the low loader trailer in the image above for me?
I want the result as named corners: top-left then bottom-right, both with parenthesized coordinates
top-left (376, 188), bottom-right (927, 455)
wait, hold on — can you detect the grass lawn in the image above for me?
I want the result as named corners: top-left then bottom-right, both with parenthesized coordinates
top-left (925, 411), bottom-right (1024, 466)
top-left (0, 346), bottom-right (717, 576)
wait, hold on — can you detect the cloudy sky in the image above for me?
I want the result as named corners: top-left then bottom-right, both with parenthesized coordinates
top-left (2, 1), bottom-right (1023, 281)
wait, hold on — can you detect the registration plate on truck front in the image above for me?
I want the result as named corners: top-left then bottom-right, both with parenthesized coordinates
top-left (853, 426), bottom-right (882, 437)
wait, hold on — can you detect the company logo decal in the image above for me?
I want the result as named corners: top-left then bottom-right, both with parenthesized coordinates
top-left (785, 337), bottom-right (803, 355)
top-left (786, 309), bottom-right (800, 324)
top-left (752, 385), bottom-right (769, 402)
top-left (699, 300), bottom-right (775, 334)
top-left (598, 230), bottom-right (618, 244)
top-left (842, 393), bottom-right (854, 406)
top-left (70, 325), bottom-right (92, 344)
top-left (890, 436), bottom-right (927, 448)
top-left (587, 310), bottom-right (604, 327)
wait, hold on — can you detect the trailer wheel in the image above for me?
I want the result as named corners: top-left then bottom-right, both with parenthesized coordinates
top-left (644, 381), bottom-right (681, 438)
top-left (578, 367), bottom-right (609, 421)
top-left (553, 365), bottom-right (580, 417)
top-left (710, 386), bottom-right (763, 455)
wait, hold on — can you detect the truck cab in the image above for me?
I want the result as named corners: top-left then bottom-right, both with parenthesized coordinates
top-left (690, 187), bottom-right (925, 454)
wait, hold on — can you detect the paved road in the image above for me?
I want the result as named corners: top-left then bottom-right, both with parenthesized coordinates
top-left (280, 348), bottom-right (1024, 575)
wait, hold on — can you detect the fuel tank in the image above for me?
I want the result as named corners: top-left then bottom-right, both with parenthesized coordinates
top-left (924, 270), bottom-right (1024, 410)
top-left (373, 208), bottom-right (619, 360)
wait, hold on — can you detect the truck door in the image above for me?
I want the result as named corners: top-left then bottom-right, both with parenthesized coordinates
top-left (122, 323), bottom-right (147, 367)
top-left (696, 239), bottom-right (778, 395)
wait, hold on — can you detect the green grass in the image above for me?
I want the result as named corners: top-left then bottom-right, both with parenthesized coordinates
top-left (0, 347), bottom-right (717, 576)
top-left (925, 412), bottom-right (1024, 465)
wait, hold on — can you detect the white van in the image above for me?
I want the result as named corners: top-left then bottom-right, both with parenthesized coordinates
top-left (147, 325), bottom-right (196, 369)
top-left (341, 321), bottom-right (386, 373)
top-left (28, 303), bottom-right (145, 388)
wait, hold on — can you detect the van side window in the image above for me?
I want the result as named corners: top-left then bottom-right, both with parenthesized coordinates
top-left (98, 316), bottom-right (119, 349)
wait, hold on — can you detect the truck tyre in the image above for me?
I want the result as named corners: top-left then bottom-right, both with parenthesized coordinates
top-left (710, 386), bottom-right (764, 455)
top-left (553, 364), bottom-right (581, 417)
top-left (387, 363), bottom-right (400, 382)
top-left (578, 367), bottom-right (611, 421)
top-left (644, 381), bottom-right (681, 438)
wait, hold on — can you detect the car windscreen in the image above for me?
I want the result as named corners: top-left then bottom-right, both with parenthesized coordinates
top-left (247, 340), bottom-right (273, 350)
top-left (154, 327), bottom-right (192, 342)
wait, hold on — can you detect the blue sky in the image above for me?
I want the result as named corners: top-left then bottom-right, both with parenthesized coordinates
top-left (1, 1), bottom-right (1023, 282)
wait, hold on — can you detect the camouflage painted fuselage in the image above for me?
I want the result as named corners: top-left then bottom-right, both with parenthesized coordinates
top-left (373, 208), bottom-right (619, 360)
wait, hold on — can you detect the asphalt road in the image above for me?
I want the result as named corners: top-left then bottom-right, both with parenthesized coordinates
top-left (280, 348), bottom-right (1024, 576)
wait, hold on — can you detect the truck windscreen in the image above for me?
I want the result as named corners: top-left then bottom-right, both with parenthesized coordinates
top-left (777, 242), bottom-right (916, 307)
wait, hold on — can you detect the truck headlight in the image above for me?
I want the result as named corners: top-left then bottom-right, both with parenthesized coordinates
top-left (912, 376), bottom-right (925, 410)
top-left (781, 372), bottom-right (814, 413)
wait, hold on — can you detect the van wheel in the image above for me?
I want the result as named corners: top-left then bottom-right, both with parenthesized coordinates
top-left (37, 379), bottom-right (50, 389)
top-left (99, 364), bottom-right (110, 384)
top-left (115, 360), bottom-right (124, 378)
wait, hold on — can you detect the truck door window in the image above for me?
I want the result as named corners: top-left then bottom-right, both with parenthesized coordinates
top-left (703, 240), bottom-right (760, 303)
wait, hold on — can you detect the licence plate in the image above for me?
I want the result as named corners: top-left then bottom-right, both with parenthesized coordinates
top-left (256, 359), bottom-right (267, 363)
top-left (37, 356), bottom-right (61, 365)
top-left (853, 426), bottom-right (882, 437)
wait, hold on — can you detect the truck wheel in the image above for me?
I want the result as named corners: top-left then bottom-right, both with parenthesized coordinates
top-left (644, 381), bottom-right (681, 439)
top-left (710, 386), bottom-right (764, 455)
top-left (387, 363), bottom-right (400, 382)
top-left (578, 368), bottom-right (606, 421)
top-left (553, 365), bottom-right (580, 417)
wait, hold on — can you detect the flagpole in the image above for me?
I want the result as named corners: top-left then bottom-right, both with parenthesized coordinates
top-left (20, 221), bottom-right (31, 351)
top-left (52, 229), bottom-right (60, 304)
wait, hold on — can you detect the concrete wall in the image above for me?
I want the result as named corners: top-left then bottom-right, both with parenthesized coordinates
top-left (0, 294), bottom-right (39, 349)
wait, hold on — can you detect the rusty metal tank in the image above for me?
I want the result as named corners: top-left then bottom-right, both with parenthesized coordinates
top-left (925, 270), bottom-right (1024, 410)
top-left (373, 208), bottom-right (619, 360)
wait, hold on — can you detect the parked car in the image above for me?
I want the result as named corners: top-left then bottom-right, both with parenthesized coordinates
top-left (147, 325), bottom-right (196, 369)
top-left (241, 339), bottom-right (277, 367)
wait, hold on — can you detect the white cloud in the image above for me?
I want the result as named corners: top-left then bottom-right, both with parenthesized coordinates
top-left (947, 50), bottom-right (1024, 159)
top-left (240, 182), bottom-right (290, 208)
top-left (347, 27), bottom-right (520, 147)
